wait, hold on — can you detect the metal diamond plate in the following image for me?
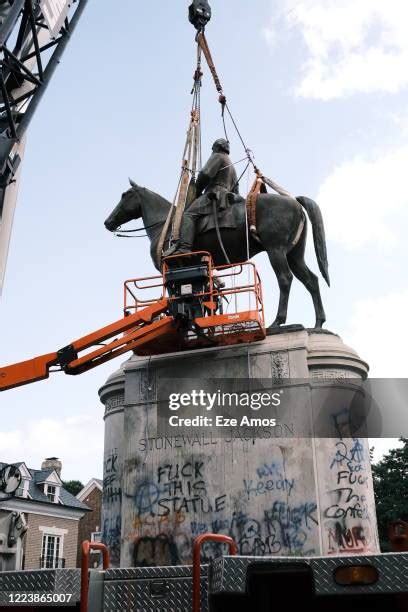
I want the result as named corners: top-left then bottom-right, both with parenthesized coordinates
top-left (0, 569), bottom-right (80, 606)
top-left (0, 570), bottom-right (56, 592)
top-left (210, 553), bottom-right (408, 597)
top-left (105, 565), bottom-right (207, 581)
top-left (54, 570), bottom-right (81, 600)
top-left (103, 577), bottom-right (208, 612)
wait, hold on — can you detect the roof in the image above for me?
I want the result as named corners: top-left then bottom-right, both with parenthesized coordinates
top-left (76, 478), bottom-right (103, 502)
top-left (0, 461), bottom-right (89, 511)
top-left (32, 468), bottom-right (61, 484)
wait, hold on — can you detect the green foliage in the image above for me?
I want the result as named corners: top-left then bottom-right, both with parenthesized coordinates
top-left (62, 479), bottom-right (84, 497)
top-left (372, 438), bottom-right (408, 551)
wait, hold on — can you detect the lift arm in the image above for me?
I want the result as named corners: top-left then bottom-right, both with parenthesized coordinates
top-left (0, 298), bottom-right (170, 391)
top-left (0, 254), bottom-right (266, 392)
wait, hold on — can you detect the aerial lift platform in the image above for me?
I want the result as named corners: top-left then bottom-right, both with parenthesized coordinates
top-left (0, 252), bottom-right (265, 392)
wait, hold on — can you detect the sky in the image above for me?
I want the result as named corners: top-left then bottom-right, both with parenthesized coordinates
top-left (0, 0), bottom-right (407, 482)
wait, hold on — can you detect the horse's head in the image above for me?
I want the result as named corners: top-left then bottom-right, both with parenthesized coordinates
top-left (104, 179), bottom-right (143, 231)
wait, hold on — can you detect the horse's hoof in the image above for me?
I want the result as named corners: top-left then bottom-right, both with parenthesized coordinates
top-left (268, 321), bottom-right (282, 330)
top-left (314, 320), bottom-right (325, 329)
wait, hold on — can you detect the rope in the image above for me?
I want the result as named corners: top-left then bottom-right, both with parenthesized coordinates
top-left (212, 198), bottom-right (230, 264)
top-left (225, 102), bottom-right (256, 170)
top-left (231, 159), bottom-right (250, 193)
top-left (245, 164), bottom-right (251, 262)
top-left (245, 164), bottom-right (251, 316)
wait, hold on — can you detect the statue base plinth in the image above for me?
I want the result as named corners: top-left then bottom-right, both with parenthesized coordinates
top-left (99, 330), bottom-right (378, 567)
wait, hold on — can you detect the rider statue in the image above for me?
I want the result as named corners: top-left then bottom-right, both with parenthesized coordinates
top-left (164, 138), bottom-right (239, 256)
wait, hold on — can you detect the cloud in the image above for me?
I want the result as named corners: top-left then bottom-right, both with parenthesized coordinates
top-left (264, 0), bottom-right (408, 99)
top-left (317, 145), bottom-right (408, 249)
top-left (369, 438), bottom-right (403, 464)
top-left (0, 414), bottom-right (104, 482)
top-left (344, 290), bottom-right (407, 462)
top-left (343, 289), bottom-right (408, 376)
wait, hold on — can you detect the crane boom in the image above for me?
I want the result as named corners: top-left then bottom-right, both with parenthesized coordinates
top-left (0, 0), bottom-right (88, 293)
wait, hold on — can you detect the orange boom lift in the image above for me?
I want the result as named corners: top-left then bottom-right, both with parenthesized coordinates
top-left (0, 253), bottom-right (265, 392)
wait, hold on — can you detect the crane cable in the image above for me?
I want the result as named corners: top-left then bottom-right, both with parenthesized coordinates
top-left (197, 31), bottom-right (293, 216)
top-left (196, 32), bottom-right (256, 171)
top-left (156, 27), bottom-right (293, 261)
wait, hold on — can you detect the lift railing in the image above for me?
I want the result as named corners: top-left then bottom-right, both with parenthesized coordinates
top-left (124, 252), bottom-right (265, 345)
top-left (80, 540), bottom-right (110, 612)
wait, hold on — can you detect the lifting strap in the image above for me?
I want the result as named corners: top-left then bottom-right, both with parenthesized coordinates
top-left (172, 107), bottom-right (200, 242)
top-left (156, 45), bottom-right (203, 263)
top-left (246, 170), bottom-right (293, 240)
top-left (247, 171), bottom-right (267, 239)
top-left (197, 32), bottom-right (223, 95)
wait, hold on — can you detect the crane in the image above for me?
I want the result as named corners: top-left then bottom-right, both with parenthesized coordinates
top-left (0, 0), bottom-right (88, 293)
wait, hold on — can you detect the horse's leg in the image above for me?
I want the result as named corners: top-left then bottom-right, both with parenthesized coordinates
top-left (287, 233), bottom-right (326, 328)
top-left (266, 248), bottom-right (293, 327)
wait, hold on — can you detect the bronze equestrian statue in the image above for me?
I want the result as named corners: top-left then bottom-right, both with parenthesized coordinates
top-left (104, 144), bottom-right (330, 329)
top-left (164, 138), bottom-right (239, 256)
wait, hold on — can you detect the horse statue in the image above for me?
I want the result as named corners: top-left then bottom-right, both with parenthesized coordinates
top-left (104, 181), bottom-right (330, 329)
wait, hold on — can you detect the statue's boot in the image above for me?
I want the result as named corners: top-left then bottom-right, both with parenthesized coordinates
top-left (163, 215), bottom-right (195, 257)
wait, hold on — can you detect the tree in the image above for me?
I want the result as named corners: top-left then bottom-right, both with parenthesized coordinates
top-left (62, 480), bottom-right (84, 497)
top-left (372, 438), bottom-right (408, 551)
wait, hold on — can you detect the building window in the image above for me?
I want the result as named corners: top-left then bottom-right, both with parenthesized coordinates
top-left (91, 531), bottom-right (102, 543)
top-left (46, 485), bottom-right (56, 502)
top-left (16, 478), bottom-right (30, 498)
top-left (40, 534), bottom-right (64, 569)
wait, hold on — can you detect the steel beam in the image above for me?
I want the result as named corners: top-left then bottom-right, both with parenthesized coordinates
top-left (0, 0), bottom-right (88, 293)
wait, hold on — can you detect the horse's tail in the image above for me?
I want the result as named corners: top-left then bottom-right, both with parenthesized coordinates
top-left (296, 196), bottom-right (330, 286)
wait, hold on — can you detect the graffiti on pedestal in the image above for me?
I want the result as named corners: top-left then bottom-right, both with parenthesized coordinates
top-left (102, 448), bottom-right (122, 565)
top-left (323, 437), bottom-right (374, 554)
top-left (126, 451), bottom-right (319, 565)
top-left (103, 449), bottom-right (122, 504)
top-left (102, 515), bottom-right (121, 565)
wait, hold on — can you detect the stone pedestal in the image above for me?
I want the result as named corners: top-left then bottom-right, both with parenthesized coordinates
top-left (99, 329), bottom-right (379, 567)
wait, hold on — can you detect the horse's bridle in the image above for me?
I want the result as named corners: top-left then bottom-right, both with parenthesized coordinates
top-left (114, 220), bottom-right (165, 238)
top-left (113, 186), bottom-right (169, 238)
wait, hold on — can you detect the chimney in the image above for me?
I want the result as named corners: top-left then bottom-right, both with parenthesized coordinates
top-left (41, 457), bottom-right (62, 477)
